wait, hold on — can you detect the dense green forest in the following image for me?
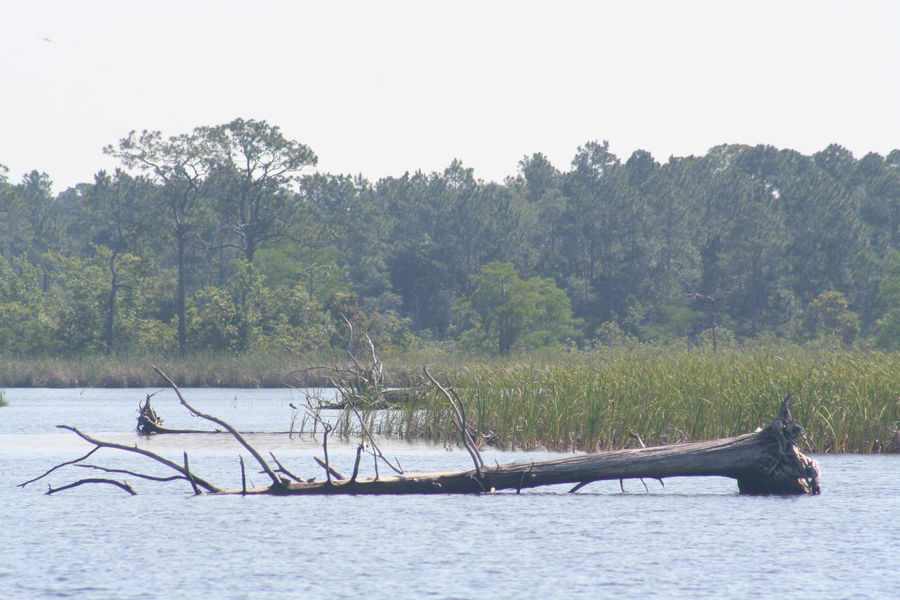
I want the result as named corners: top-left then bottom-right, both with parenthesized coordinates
top-left (2, 118), bottom-right (900, 358)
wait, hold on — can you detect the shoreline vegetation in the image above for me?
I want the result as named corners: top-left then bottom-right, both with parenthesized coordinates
top-left (3, 344), bottom-right (898, 454)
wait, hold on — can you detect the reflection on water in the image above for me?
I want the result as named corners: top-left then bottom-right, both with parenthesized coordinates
top-left (2, 388), bottom-right (898, 600)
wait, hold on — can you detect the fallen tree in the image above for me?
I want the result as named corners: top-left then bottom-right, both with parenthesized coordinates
top-left (229, 395), bottom-right (820, 496)
top-left (21, 366), bottom-right (820, 496)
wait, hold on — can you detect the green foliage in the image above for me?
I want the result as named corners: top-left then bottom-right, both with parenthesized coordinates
top-left (258, 284), bottom-right (333, 355)
top-left (188, 259), bottom-right (344, 354)
top-left (0, 256), bottom-right (49, 353)
top-left (201, 117), bottom-right (319, 263)
top-left (3, 121), bottom-right (900, 357)
top-left (631, 303), bottom-right (706, 343)
top-left (46, 252), bottom-right (107, 353)
top-left (188, 287), bottom-right (246, 353)
top-left (454, 261), bottom-right (579, 354)
top-left (592, 321), bottom-right (637, 348)
top-left (874, 250), bottom-right (900, 349)
top-left (696, 326), bottom-right (737, 349)
top-left (804, 290), bottom-right (860, 346)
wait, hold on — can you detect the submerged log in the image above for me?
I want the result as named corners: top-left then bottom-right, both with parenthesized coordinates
top-left (236, 397), bottom-right (820, 496)
top-left (136, 394), bottom-right (292, 436)
top-left (137, 395), bottom-right (218, 435)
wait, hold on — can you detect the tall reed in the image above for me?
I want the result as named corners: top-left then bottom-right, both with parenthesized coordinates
top-left (382, 346), bottom-right (900, 454)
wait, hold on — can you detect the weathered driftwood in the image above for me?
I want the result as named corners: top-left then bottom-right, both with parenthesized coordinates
top-left (231, 397), bottom-right (819, 496)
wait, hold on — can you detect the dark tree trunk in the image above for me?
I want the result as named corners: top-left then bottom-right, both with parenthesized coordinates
top-left (104, 258), bottom-right (118, 355)
top-left (176, 231), bottom-right (187, 355)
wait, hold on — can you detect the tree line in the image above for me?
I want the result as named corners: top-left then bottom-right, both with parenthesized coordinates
top-left (2, 118), bottom-right (899, 357)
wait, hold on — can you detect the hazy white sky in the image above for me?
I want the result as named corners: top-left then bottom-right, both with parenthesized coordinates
top-left (2, 0), bottom-right (898, 193)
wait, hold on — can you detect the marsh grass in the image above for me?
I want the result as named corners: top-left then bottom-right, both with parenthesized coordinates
top-left (3, 345), bottom-right (899, 453)
top-left (373, 346), bottom-right (900, 454)
top-left (0, 352), bottom-right (423, 388)
top-left (0, 355), bottom-right (290, 388)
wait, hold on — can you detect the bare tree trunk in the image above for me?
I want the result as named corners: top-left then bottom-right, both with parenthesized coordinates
top-left (243, 398), bottom-right (818, 496)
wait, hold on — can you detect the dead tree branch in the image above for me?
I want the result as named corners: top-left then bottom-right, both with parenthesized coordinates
top-left (51, 424), bottom-right (222, 493)
top-left (424, 366), bottom-right (483, 476)
top-left (269, 452), bottom-right (304, 483)
top-left (314, 455), bottom-right (346, 481)
top-left (184, 451), bottom-right (200, 495)
top-left (346, 402), bottom-right (404, 476)
top-left (47, 478), bottom-right (136, 496)
top-left (73, 464), bottom-right (186, 483)
top-left (350, 443), bottom-right (365, 483)
top-left (18, 447), bottom-right (100, 488)
top-left (153, 366), bottom-right (284, 488)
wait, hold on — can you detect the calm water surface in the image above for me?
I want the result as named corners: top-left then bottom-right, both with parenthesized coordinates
top-left (1, 388), bottom-right (897, 599)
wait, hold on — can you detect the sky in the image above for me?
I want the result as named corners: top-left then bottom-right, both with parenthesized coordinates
top-left (1, 0), bottom-right (899, 193)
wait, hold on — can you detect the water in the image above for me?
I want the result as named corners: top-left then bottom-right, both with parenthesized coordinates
top-left (1, 388), bottom-right (897, 600)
